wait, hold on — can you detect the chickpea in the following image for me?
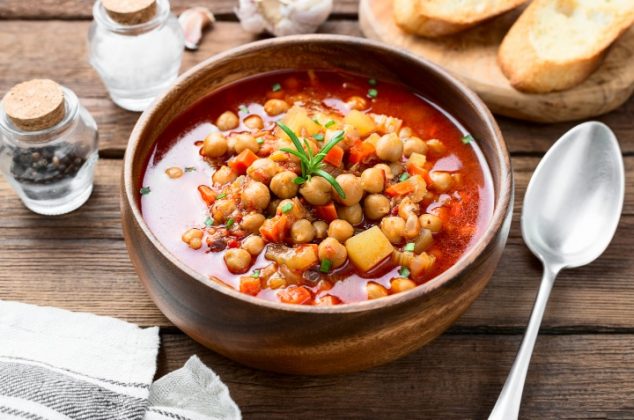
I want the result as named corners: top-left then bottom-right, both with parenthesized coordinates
top-left (182, 228), bottom-right (203, 244)
top-left (313, 220), bottom-right (328, 239)
top-left (389, 162), bottom-right (403, 177)
top-left (241, 213), bottom-right (266, 234)
top-left (234, 133), bottom-right (260, 154)
top-left (244, 115), bottom-right (264, 130)
top-left (390, 278), bottom-right (416, 293)
top-left (380, 216), bottom-right (405, 244)
top-left (291, 219), bottom-right (316, 244)
top-left (337, 203), bottom-right (363, 225)
top-left (346, 95), bottom-right (368, 110)
top-left (399, 126), bottom-right (413, 139)
top-left (429, 171), bottom-right (454, 192)
top-left (202, 132), bottom-right (228, 158)
top-left (404, 214), bottom-right (421, 240)
top-left (270, 171), bottom-right (299, 199)
top-left (247, 158), bottom-right (282, 185)
top-left (318, 237), bottom-right (347, 268)
top-left (364, 194), bottom-right (391, 220)
top-left (426, 139), bottom-right (447, 156)
top-left (403, 137), bottom-right (428, 157)
top-left (216, 111), bottom-right (239, 131)
top-left (328, 219), bottom-right (354, 243)
top-left (374, 163), bottom-right (393, 180)
top-left (360, 167), bottom-right (385, 193)
top-left (224, 248), bottom-right (252, 274)
top-left (241, 181), bottom-right (270, 212)
top-left (376, 133), bottom-right (403, 162)
top-left (414, 229), bottom-right (433, 253)
top-left (189, 237), bottom-right (203, 250)
top-left (419, 214), bottom-right (442, 233)
top-left (366, 282), bottom-right (388, 299)
top-left (264, 99), bottom-right (289, 116)
top-left (242, 235), bottom-right (265, 256)
top-left (299, 176), bottom-right (332, 205)
top-left (212, 165), bottom-right (237, 185)
top-left (211, 199), bottom-right (236, 223)
top-left (334, 174), bottom-right (363, 206)
top-left (165, 167), bottom-right (184, 179)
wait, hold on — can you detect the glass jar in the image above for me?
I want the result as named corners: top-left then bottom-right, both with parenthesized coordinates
top-left (89, 0), bottom-right (184, 112)
top-left (0, 85), bottom-right (99, 215)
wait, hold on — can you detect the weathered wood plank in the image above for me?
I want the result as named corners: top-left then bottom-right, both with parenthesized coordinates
top-left (1, 20), bottom-right (633, 155)
top-left (0, 0), bottom-right (360, 19)
top-left (1, 158), bottom-right (632, 329)
top-left (157, 332), bottom-right (634, 418)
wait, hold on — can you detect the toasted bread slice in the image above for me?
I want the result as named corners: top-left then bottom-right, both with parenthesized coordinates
top-left (393, 0), bottom-right (527, 37)
top-left (499, 0), bottom-right (634, 93)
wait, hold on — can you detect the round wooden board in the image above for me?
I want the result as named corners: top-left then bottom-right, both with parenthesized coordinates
top-left (359, 0), bottom-right (634, 123)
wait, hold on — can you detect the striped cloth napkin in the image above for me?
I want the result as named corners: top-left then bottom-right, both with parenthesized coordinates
top-left (0, 300), bottom-right (241, 420)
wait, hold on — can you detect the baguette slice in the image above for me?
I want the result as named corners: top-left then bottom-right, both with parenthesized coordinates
top-left (499, 0), bottom-right (634, 93)
top-left (393, 0), bottom-right (528, 38)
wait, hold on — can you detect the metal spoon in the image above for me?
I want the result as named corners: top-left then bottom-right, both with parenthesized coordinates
top-left (489, 121), bottom-right (625, 420)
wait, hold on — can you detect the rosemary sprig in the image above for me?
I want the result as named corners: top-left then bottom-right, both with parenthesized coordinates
top-left (278, 122), bottom-right (347, 199)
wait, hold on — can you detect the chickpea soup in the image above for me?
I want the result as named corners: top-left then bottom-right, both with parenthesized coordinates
top-left (140, 70), bottom-right (493, 305)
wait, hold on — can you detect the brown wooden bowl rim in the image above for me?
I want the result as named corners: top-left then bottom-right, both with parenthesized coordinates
top-left (123, 34), bottom-right (512, 315)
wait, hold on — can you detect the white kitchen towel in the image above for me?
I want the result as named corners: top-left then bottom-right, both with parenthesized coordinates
top-left (0, 300), bottom-right (241, 420)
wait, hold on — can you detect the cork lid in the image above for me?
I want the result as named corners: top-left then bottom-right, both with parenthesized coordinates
top-left (102, 0), bottom-right (157, 25)
top-left (2, 79), bottom-right (65, 132)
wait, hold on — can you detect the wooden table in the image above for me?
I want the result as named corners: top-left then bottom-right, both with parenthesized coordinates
top-left (1, 1), bottom-right (633, 418)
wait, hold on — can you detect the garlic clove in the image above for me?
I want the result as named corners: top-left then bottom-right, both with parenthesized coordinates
top-left (179, 6), bottom-right (215, 50)
top-left (235, 0), bottom-right (333, 37)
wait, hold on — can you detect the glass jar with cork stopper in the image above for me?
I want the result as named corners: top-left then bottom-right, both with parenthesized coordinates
top-left (89, 0), bottom-right (185, 112)
top-left (0, 79), bottom-right (99, 215)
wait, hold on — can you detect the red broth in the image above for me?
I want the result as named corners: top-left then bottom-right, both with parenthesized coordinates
top-left (141, 70), bottom-right (493, 305)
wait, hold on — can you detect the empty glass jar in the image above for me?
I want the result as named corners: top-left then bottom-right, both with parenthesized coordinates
top-left (0, 80), bottom-right (99, 215)
top-left (89, 0), bottom-right (184, 112)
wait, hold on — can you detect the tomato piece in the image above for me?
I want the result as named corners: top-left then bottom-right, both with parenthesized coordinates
top-left (348, 141), bottom-right (376, 165)
top-left (323, 145), bottom-right (344, 167)
top-left (406, 162), bottom-right (432, 185)
top-left (197, 185), bottom-right (216, 205)
top-left (315, 202), bottom-right (338, 223)
top-left (259, 214), bottom-right (288, 243)
top-left (239, 276), bottom-right (261, 296)
top-left (228, 149), bottom-right (258, 175)
top-left (278, 286), bottom-right (312, 305)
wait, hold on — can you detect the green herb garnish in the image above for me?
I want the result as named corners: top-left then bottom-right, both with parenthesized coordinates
top-left (462, 134), bottom-right (474, 144)
top-left (216, 192), bottom-right (226, 199)
top-left (225, 218), bottom-right (235, 229)
top-left (399, 173), bottom-right (410, 182)
top-left (251, 269), bottom-right (261, 278)
top-left (184, 167), bottom-right (196, 172)
top-left (404, 243), bottom-right (415, 252)
top-left (239, 105), bottom-right (249, 114)
top-left (325, 120), bottom-right (336, 128)
top-left (140, 186), bottom-right (151, 195)
top-left (313, 118), bottom-right (322, 126)
top-left (368, 78), bottom-right (377, 86)
top-left (204, 217), bottom-right (213, 227)
top-left (281, 202), bottom-right (293, 213)
top-left (278, 122), bottom-right (347, 199)
top-left (256, 137), bottom-right (265, 144)
top-left (272, 83), bottom-right (281, 92)
top-left (367, 88), bottom-right (378, 99)
top-left (399, 266), bottom-right (410, 277)
top-left (320, 259), bottom-right (332, 273)
top-left (313, 133), bottom-right (325, 141)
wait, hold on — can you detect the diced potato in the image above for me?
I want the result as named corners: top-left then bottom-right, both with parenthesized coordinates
top-left (408, 152), bottom-right (426, 168)
top-left (344, 110), bottom-right (376, 137)
top-left (364, 133), bottom-right (381, 147)
top-left (276, 106), bottom-right (321, 139)
top-left (345, 226), bottom-right (394, 272)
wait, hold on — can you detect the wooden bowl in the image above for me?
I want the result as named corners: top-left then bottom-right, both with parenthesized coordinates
top-left (121, 35), bottom-right (513, 375)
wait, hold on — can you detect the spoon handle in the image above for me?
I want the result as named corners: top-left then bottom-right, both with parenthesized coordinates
top-left (489, 264), bottom-right (559, 420)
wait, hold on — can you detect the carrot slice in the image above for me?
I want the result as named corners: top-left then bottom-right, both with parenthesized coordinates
top-left (197, 185), bottom-right (216, 205)
top-left (278, 286), bottom-right (312, 305)
top-left (323, 145), bottom-right (344, 167)
top-left (406, 162), bottom-right (432, 185)
top-left (259, 214), bottom-right (288, 243)
top-left (228, 149), bottom-right (258, 175)
top-left (348, 141), bottom-right (376, 165)
top-left (385, 179), bottom-right (415, 196)
top-left (239, 276), bottom-right (261, 296)
top-left (315, 202), bottom-right (338, 223)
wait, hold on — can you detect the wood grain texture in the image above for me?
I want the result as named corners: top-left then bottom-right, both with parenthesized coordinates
top-left (1, 157), bottom-right (633, 330)
top-left (0, 0), bottom-right (360, 19)
top-left (359, 0), bottom-right (634, 123)
top-left (158, 332), bottom-right (634, 418)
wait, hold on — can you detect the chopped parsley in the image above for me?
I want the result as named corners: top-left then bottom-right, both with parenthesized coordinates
top-left (320, 259), bottom-right (332, 273)
top-left (272, 83), bottom-right (282, 92)
top-left (325, 120), bottom-right (336, 128)
top-left (281, 202), bottom-right (294, 213)
top-left (225, 218), bottom-right (235, 229)
top-left (313, 118), bottom-right (322, 126)
top-left (139, 186), bottom-right (151, 195)
top-left (251, 269), bottom-right (261, 278)
top-left (404, 243), bottom-right (415, 252)
top-left (313, 133), bottom-right (325, 141)
top-left (204, 217), bottom-right (213, 227)
top-left (216, 192), bottom-right (226, 199)
top-left (238, 104), bottom-right (249, 114)
top-left (462, 134), bottom-right (474, 144)
top-left (399, 266), bottom-right (410, 277)
top-left (368, 78), bottom-right (377, 86)
top-left (184, 167), bottom-right (196, 172)
top-left (293, 177), bottom-right (305, 185)
top-left (367, 88), bottom-right (378, 99)
top-left (256, 137), bottom-right (265, 144)
top-left (399, 172), bottom-right (410, 182)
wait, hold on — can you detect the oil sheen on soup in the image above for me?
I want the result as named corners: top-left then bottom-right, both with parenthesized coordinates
top-left (141, 70), bottom-right (493, 306)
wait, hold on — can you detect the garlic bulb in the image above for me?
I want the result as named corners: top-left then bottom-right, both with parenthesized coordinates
top-left (179, 7), bottom-right (215, 50)
top-left (235, 0), bottom-right (333, 37)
